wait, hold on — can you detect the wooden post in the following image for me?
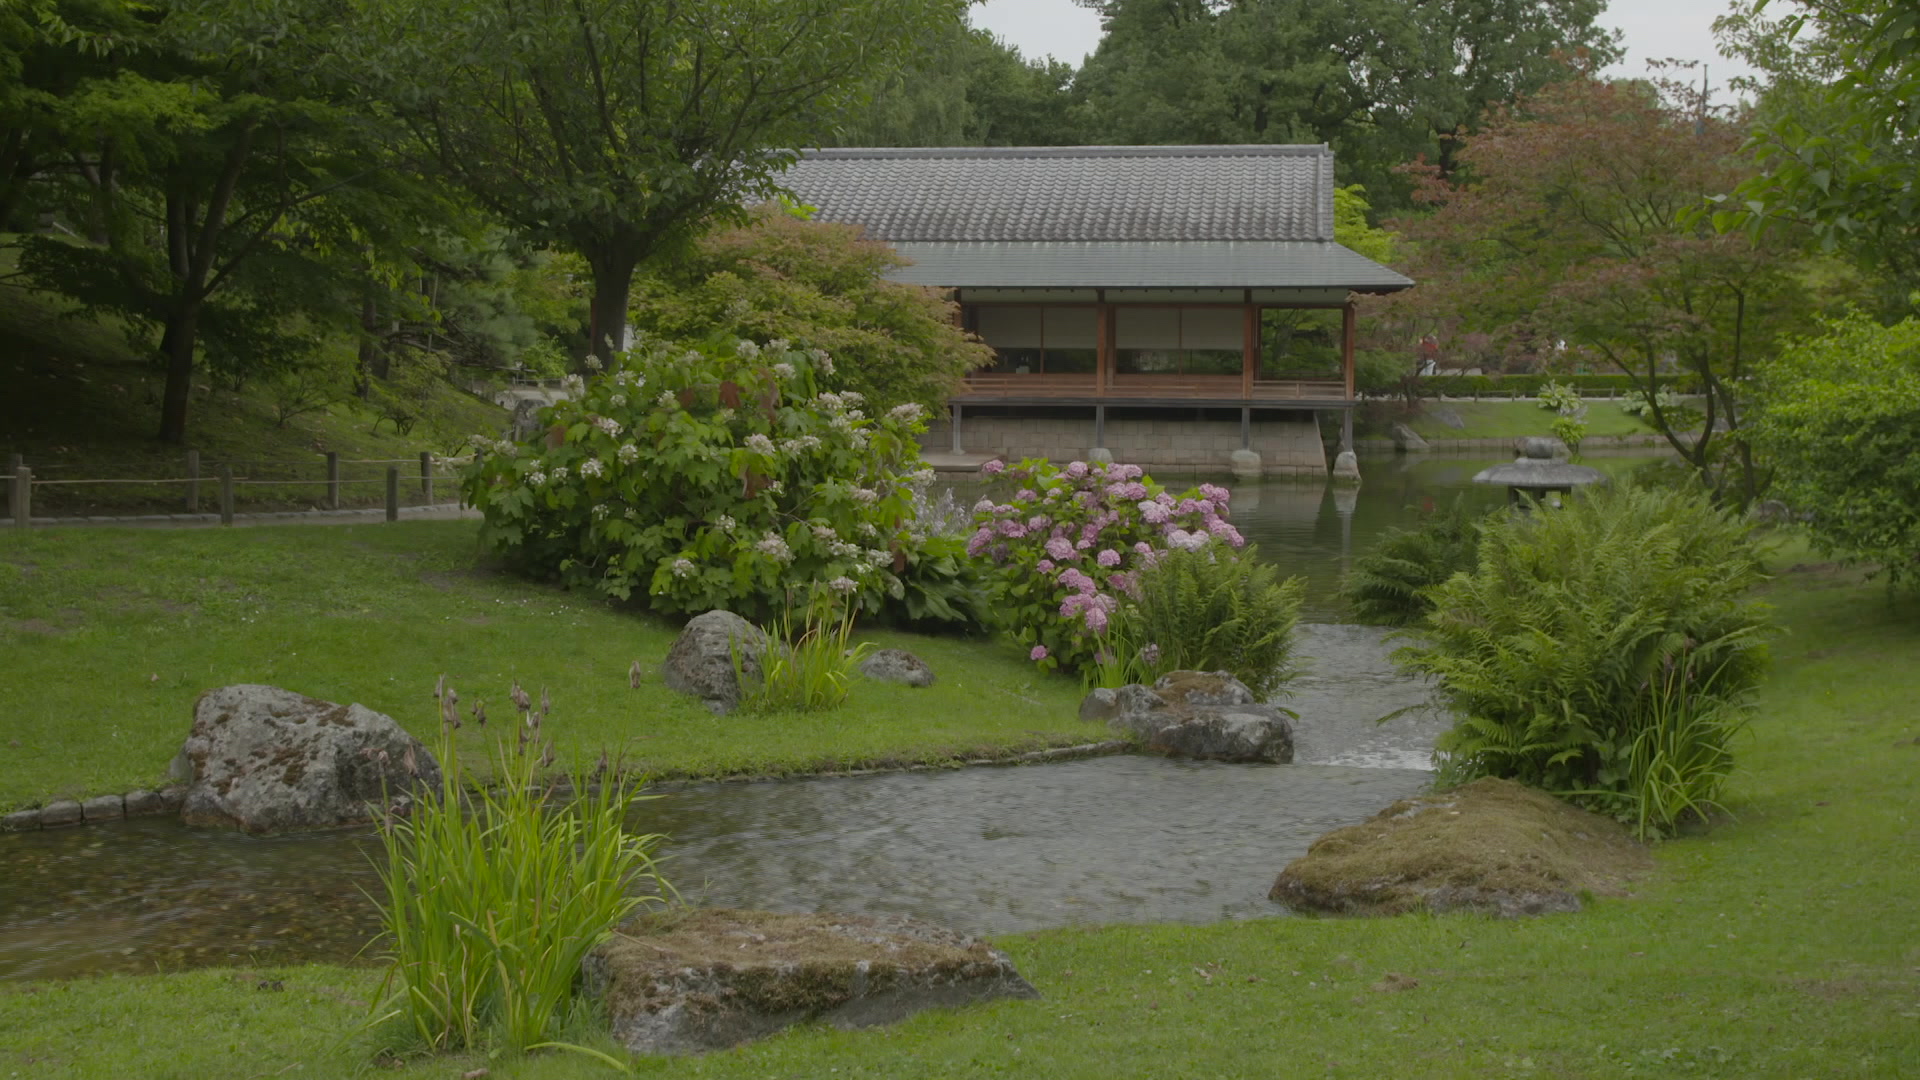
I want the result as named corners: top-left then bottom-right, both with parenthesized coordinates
top-left (1341, 301), bottom-right (1357, 401)
top-left (419, 451), bottom-right (433, 500)
top-left (218, 465), bottom-right (234, 526)
top-left (325, 452), bottom-right (341, 510)
top-left (1094, 404), bottom-right (1106, 450)
top-left (1094, 300), bottom-right (1110, 398)
top-left (385, 467), bottom-right (399, 522)
top-left (11, 466), bottom-right (29, 529)
top-left (185, 449), bottom-right (200, 512)
top-left (1242, 304), bottom-right (1258, 399)
top-left (7, 455), bottom-right (21, 526)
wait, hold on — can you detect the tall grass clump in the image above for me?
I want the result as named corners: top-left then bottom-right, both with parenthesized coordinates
top-left (371, 683), bottom-right (672, 1054)
top-left (1398, 485), bottom-right (1774, 837)
top-left (1116, 544), bottom-right (1303, 701)
top-left (735, 596), bottom-right (870, 713)
top-left (1340, 497), bottom-right (1489, 625)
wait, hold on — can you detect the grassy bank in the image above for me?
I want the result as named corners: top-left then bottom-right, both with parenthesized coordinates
top-left (0, 521), bottom-right (1091, 810)
top-left (1372, 400), bottom-right (1659, 443)
top-left (3, 540), bottom-right (1917, 1078)
top-left (0, 279), bottom-right (506, 516)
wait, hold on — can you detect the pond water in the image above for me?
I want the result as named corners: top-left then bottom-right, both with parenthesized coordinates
top-left (0, 451), bottom-right (1662, 981)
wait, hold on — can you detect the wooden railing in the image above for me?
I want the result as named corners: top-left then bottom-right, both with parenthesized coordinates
top-left (954, 372), bottom-right (1348, 403)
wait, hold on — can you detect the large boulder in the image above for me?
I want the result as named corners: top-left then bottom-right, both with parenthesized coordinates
top-left (169, 685), bottom-right (439, 833)
top-left (663, 611), bottom-right (767, 714)
top-left (1103, 671), bottom-right (1293, 763)
top-left (857, 648), bottom-right (935, 688)
top-left (585, 909), bottom-right (1038, 1055)
top-left (1269, 777), bottom-right (1652, 918)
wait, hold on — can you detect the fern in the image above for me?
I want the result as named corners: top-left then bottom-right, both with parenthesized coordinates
top-left (1341, 497), bottom-right (1489, 625)
top-left (1120, 545), bottom-right (1303, 701)
top-left (1399, 485), bottom-right (1775, 833)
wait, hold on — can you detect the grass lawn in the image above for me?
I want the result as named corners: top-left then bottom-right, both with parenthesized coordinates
top-left (0, 520), bottom-right (1092, 810)
top-left (1394, 400), bottom-right (1660, 442)
top-left (2, 538), bottom-right (1917, 1077)
top-left (0, 273), bottom-right (506, 516)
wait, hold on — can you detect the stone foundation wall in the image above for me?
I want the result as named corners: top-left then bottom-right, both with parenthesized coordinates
top-left (922, 416), bottom-right (1328, 476)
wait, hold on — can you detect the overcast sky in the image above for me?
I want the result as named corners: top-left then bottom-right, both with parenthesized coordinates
top-left (972, 0), bottom-right (1758, 96)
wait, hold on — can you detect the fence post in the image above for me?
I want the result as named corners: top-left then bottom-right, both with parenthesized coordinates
top-left (11, 466), bottom-right (28, 529)
top-left (7, 455), bottom-right (21, 525)
top-left (419, 451), bottom-right (433, 501)
top-left (325, 451), bottom-right (341, 510)
top-left (385, 467), bottom-right (399, 522)
top-left (185, 449), bottom-right (200, 513)
top-left (218, 465), bottom-right (234, 526)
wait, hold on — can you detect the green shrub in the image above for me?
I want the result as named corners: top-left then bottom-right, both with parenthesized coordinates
top-left (1399, 485), bottom-right (1774, 837)
top-left (1414, 373), bottom-right (1703, 398)
top-left (1117, 545), bottom-right (1303, 701)
top-left (1750, 311), bottom-right (1920, 585)
top-left (1551, 414), bottom-right (1588, 458)
top-left (1341, 498), bottom-right (1489, 626)
top-left (372, 688), bottom-right (671, 1052)
top-left (460, 338), bottom-right (980, 624)
top-left (1536, 381), bottom-right (1582, 414)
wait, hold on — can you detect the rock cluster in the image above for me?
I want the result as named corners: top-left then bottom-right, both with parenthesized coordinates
top-left (1082, 671), bottom-right (1294, 763)
top-left (856, 647), bottom-right (936, 688)
top-left (586, 909), bottom-right (1037, 1054)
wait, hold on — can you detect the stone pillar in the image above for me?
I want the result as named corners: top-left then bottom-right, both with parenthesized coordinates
top-left (1229, 449), bottom-right (1262, 479)
top-left (1331, 450), bottom-right (1362, 486)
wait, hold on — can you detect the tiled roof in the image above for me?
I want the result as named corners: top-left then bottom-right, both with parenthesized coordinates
top-left (889, 240), bottom-right (1413, 292)
top-left (783, 146), bottom-right (1337, 243)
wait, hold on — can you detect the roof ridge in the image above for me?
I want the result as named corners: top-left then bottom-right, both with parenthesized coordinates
top-left (802, 144), bottom-right (1331, 161)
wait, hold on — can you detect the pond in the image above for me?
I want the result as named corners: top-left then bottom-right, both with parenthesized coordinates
top-left (0, 451), bottom-right (1665, 981)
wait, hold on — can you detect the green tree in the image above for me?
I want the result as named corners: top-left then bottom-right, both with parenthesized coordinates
top-left (627, 204), bottom-right (991, 412)
top-left (1717, 0), bottom-right (1920, 297)
top-left (1750, 312), bottom-right (1920, 585)
top-left (1384, 77), bottom-right (1826, 502)
top-left (12, 0), bottom-right (442, 443)
top-left (355, 0), bottom-right (967, 366)
top-left (1069, 0), bottom-right (1620, 210)
top-left (829, 27), bottom-right (1082, 147)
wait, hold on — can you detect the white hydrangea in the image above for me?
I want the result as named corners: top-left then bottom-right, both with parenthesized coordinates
top-left (754, 533), bottom-right (793, 563)
top-left (736, 339), bottom-right (761, 359)
top-left (657, 390), bottom-right (677, 408)
top-left (764, 480), bottom-right (784, 495)
top-left (579, 458), bottom-right (605, 479)
top-left (779, 435), bottom-right (822, 454)
top-left (670, 558), bottom-right (695, 578)
top-left (617, 443), bottom-right (640, 464)
top-left (767, 338), bottom-right (791, 352)
top-left (584, 355), bottom-right (603, 371)
top-left (527, 470), bottom-right (547, 487)
top-left (851, 487), bottom-right (878, 504)
top-left (610, 393), bottom-right (627, 407)
top-left (592, 503), bottom-right (611, 519)
top-left (714, 514), bottom-right (736, 532)
top-left (857, 522), bottom-right (879, 538)
top-left (771, 362), bottom-right (796, 379)
top-left (864, 548), bottom-right (891, 567)
top-left (888, 402), bottom-right (925, 424)
top-left (809, 349), bottom-right (834, 375)
top-left (826, 576), bottom-right (858, 595)
top-left (561, 374), bottom-right (585, 395)
top-left (818, 391), bottom-right (846, 410)
top-left (813, 524), bottom-right (839, 541)
top-left (549, 465), bottom-right (568, 482)
top-left (744, 433), bottom-right (776, 455)
top-left (829, 540), bottom-right (862, 558)
top-left (592, 415), bottom-right (623, 438)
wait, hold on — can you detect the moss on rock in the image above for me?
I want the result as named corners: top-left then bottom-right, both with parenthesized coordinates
top-left (1269, 778), bottom-right (1653, 917)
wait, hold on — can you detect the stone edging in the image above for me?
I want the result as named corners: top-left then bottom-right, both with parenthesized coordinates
top-left (1, 787), bottom-right (185, 831)
top-left (1355, 433), bottom-right (1677, 452)
top-left (0, 741), bottom-right (1132, 832)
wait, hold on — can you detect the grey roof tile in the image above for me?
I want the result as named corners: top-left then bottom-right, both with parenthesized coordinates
top-left (784, 145), bottom-right (1337, 243)
top-left (888, 241), bottom-right (1413, 293)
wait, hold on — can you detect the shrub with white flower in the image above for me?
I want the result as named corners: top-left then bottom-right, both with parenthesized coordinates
top-left (969, 457), bottom-right (1243, 674)
top-left (462, 337), bottom-right (982, 624)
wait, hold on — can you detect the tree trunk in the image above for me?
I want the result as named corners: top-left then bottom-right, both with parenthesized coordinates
top-left (585, 250), bottom-right (638, 370)
top-left (156, 303), bottom-right (202, 444)
top-left (356, 283), bottom-right (381, 398)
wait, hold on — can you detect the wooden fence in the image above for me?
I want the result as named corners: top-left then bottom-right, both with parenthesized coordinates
top-left (4, 449), bottom-right (471, 528)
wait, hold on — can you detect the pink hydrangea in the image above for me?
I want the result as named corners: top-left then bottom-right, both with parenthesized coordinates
top-left (1064, 461), bottom-right (1089, 479)
top-left (1058, 568), bottom-right (1098, 594)
top-left (1138, 500), bottom-right (1170, 524)
top-left (1198, 483), bottom-right (1232, 506)
top-left (996, 519), bottom-right (1029, 539)
top-left (1096, 548), bottom-right (1121, 567)
top-left (1036, 559), bottom-right (1055, 573)
top-left (966, 526), bottom-right (994, 557)
top-left (1134, 541), bottom-right (1153, 555)
top-left (1029, 645), bottom-right (1048, 661)
top-left (1014, 488), bottom-right (1039, 503)
top-left (1044, 536), bottom-right (1076, 561)
top-left (982, 459), bottom-right (1006, 476)
top-left (1026, 514), bottom-right (1052, 530)
top-left (1113, 464), bottom-right (1145, 481)
top-left (1083, 606), bottom-right (1109, 633)
top-left (1108, 571), bottom-right (1133, 594)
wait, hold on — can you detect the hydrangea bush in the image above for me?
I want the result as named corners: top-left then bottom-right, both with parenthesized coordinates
top-left (968, 458), bottom-right (1245, 674)
top-left (460, 339), bottom-right (978, 622)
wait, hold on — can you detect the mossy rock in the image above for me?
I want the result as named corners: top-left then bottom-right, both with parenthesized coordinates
top-left (585, 909), bottom-right (1038, 1054)
top-left (1268, 778), bottom-right (1652, 918)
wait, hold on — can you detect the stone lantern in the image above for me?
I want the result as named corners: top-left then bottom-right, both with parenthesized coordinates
top-left (1472, 437), bottom-right (1607, 507)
